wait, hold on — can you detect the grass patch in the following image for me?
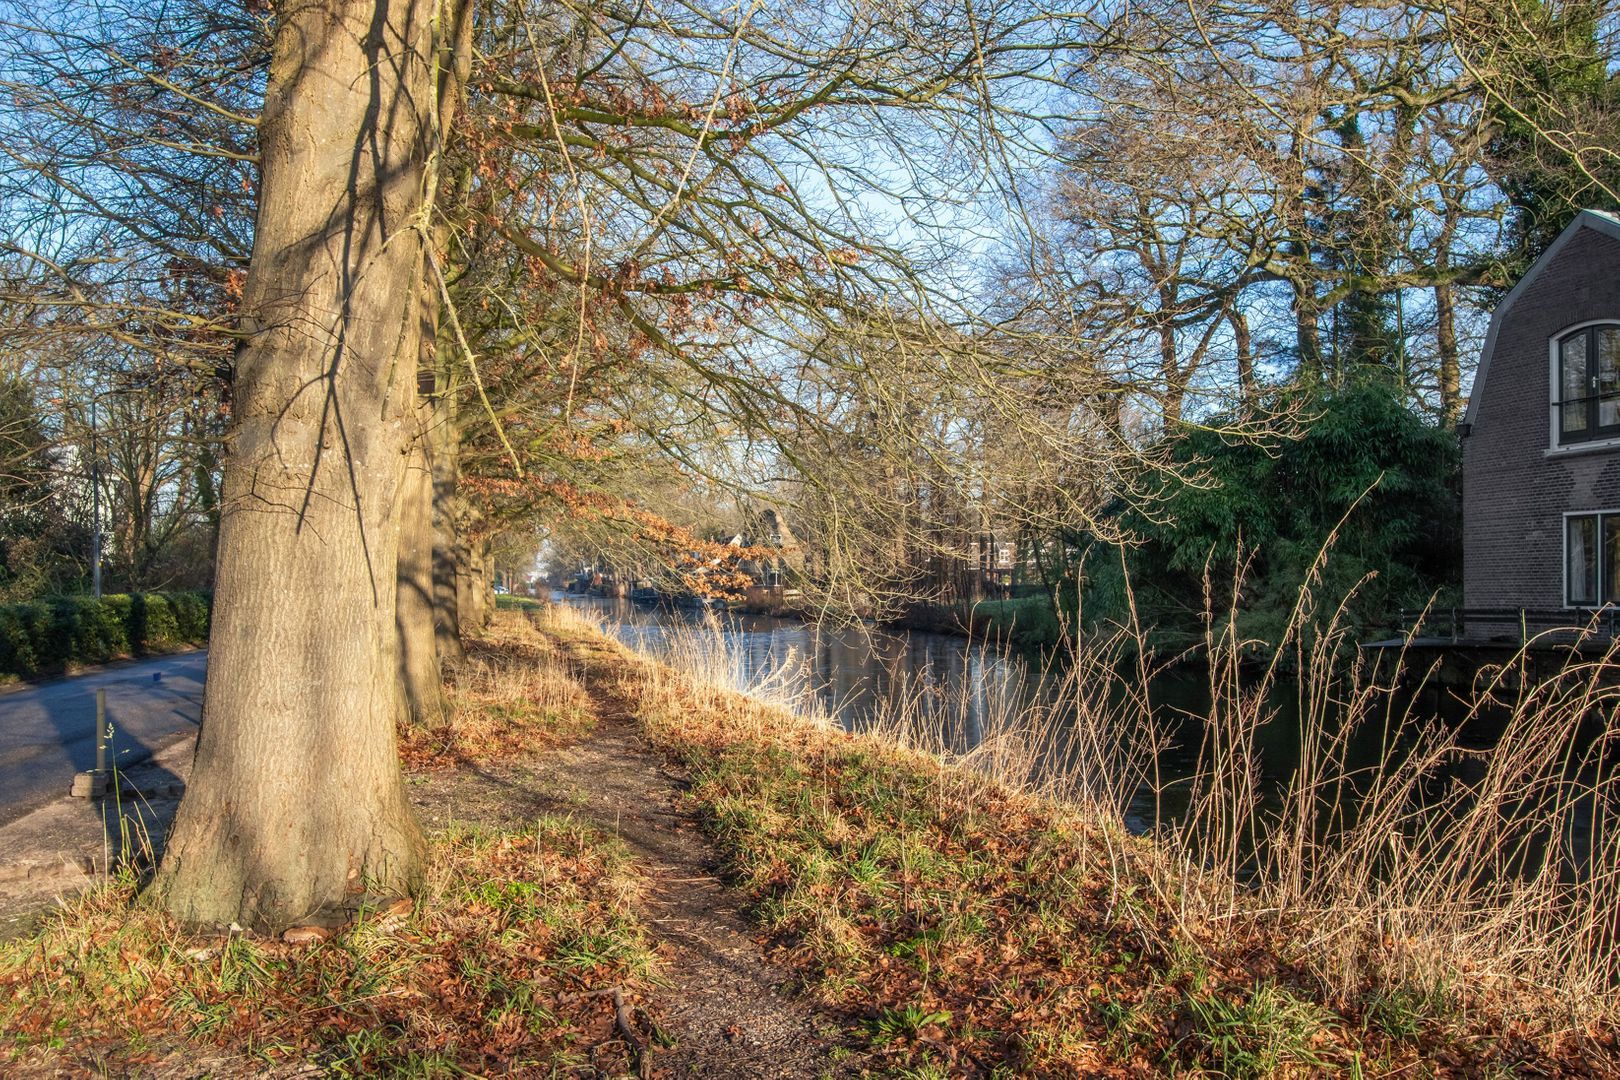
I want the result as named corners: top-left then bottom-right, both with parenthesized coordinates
top-left (399, 610), bottom-right (595, 769)
top-left (0, 818), bottom-right (656, 1075)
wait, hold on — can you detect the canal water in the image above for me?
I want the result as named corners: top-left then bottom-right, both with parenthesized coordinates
top-left (556, 592), bottom-right (1485, 835)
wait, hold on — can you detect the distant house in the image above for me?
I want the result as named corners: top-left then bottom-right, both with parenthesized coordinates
top-left (1464, 209), bottom-right (1620, 632)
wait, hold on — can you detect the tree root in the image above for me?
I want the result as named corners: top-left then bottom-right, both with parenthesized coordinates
top-left (561, 985), bottom-right (663, 1078)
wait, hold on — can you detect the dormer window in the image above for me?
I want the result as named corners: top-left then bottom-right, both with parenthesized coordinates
top-left (1557, 324), bottom-right (1620, 443)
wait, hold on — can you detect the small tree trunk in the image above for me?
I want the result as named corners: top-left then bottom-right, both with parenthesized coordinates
top-left (1229, 305), bottom-right (1255, 401)
top-left (150, 0), bottom-right (432, 931)
top-left (1435, 282), bottom-right (1461, 426)
top-left (430, 380), bottom-right (465, 661)
top-left (1293, 282), bottom-right (1323, 377)
top-left (396, 416), bottom-right (445, 726)
top-left (464, 533), bottom-right (492, 631)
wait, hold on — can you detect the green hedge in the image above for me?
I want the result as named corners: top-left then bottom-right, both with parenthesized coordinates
top-left (0, 591), bottom-right (211, 679)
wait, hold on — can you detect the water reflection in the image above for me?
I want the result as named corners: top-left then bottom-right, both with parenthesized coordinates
top-left (568, 595), bottom-right (1017, 734)
top-left (561, 592), bottom-right (1240, 832)
top-left (560, 593), bottom-right (1578, 829)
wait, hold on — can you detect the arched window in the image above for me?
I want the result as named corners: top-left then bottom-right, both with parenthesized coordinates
top-left (1556, 323), bottom-right (1620, 443)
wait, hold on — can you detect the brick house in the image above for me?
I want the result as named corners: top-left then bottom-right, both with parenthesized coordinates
top-left (1463, 209), bottom-right (1620, 630)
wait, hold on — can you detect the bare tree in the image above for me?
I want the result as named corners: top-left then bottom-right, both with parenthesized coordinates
top-left (149, 0), bottom-right (442, 930)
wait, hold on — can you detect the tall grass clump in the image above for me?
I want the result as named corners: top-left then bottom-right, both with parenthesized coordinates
top-left (1107, 540), bottom-right (1620, 1036)
top-left (989, 563), bottom-right (1615, 1035)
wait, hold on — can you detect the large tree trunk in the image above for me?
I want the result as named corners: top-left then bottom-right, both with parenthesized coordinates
top-left (430, 404), bottom-right (466, 660)
top-left (150, 0), bottom-right (434, 931)
top-left (417, 0), bottom-right (474, 671)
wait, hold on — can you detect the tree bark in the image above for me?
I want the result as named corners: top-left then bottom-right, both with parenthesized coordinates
top-left (150, 0), bottom-right (433, 930)
top-left (396, 0), bottom-right (473, 712)
top-left (1435, 281), bottom-right (1461, 426)
top-left (396, 413), bottom-right (445, 726)
top-left (462, 531), bottom-right (492, 631)
top-left (1292, 282), bottom-right (1323, 377)
top-left (1228, 305), bottom-right (1255, 402)
top-left (449, 504), bottom-right (478, 632)
top-left (429, 403), bottom-right (465, 659)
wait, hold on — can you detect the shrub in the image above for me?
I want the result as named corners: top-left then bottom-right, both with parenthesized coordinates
top-left (46, 595), bottom-right (130, 667)
top-left (0, 590), bottom-right (211, 680)
top-left (0, 605), bottom-right (36, 676)
top-left (1083, 377), bottom-right (1461, 649)
top-left (131, 593), bottom-right (180, 651)
top-left (167, 590), bottom-right (210, 641)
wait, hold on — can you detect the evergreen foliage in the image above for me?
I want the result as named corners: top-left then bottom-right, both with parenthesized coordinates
top-left (0, 590), bottom-right (211, 679)
top-left (1090, 380), bottom-right (1461, 648)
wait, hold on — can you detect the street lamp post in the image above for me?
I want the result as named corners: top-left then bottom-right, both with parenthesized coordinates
top-left (90, 395), bottom-right (101, 599)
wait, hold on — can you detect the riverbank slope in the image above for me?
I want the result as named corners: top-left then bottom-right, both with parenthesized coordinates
top-left (2, 606), bottom-right (1613, 1076)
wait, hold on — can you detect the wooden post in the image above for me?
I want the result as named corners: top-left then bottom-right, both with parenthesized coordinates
top-left (95, 688), bottom-right (108, 777)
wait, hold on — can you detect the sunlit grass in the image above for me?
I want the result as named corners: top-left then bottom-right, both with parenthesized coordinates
top-left (0, 817), bottom-right (656, 1074)
top-left (399, 610), bottom-right (595, 768)
top-left (541, 600), bottom-right (1620, 1074)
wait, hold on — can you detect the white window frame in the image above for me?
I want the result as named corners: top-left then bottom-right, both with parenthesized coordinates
top-left (1562, 508), bottom-right (1620, 608)
top-left (1548, 319), bottom-right (1620, 454)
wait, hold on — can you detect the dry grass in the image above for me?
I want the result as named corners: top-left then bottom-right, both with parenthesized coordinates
top-left (536, 599), bottom-right (1620, 1075)
top-left (399, 610), bottom-right (595, 769)
top-left (627, 585), bottom-right (1620, 1040)
top-left (1164, 597), bottom-right (1620, 1035)
top-left (0, 818), bottom-right (657, 1076)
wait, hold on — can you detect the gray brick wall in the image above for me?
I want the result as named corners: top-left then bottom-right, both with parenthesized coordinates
top-left (1464, 226), bottom-right (1620, 629)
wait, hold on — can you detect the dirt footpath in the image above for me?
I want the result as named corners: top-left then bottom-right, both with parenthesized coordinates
top-left (404, 704), bottom-right (875, 1078)
top-left (2, 711), bottom-right (872, 1078)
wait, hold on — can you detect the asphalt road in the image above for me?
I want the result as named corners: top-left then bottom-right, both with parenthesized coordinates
top-left (0, 652), bottom-right (206, 827)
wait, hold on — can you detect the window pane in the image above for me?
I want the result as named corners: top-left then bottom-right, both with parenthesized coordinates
top-left (1564, 333), bottom-right (1590, 398)
top-left (1598, 330), bottom-right (1620, 429)
top-left (1566, 401), bottom-right (1591, 433)
top-left (1600, 328), bottom-right (1620, 386)
top-left (1571, 515), bottom-right (1599, 605)
top-left (1606, 517), bottom-right (1620, 604)
top-left (1563, 334), bottom-right (1590, 434)
top-left (1602, 395), bottom-right (1620, 430)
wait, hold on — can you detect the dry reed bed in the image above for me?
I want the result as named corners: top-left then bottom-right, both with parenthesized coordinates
top-left (534, 600), bottom-right (1620, 1076)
